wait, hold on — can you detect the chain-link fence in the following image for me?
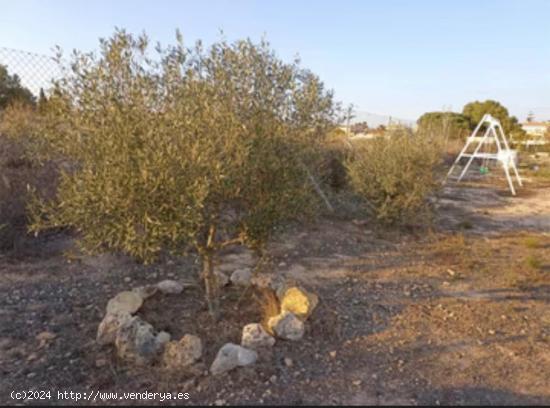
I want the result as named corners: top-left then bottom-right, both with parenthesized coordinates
top-left (0, 47), bottom-right (62, 97)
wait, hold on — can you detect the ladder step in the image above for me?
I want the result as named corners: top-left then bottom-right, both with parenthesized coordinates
top-left (460, 153), bottom-right (499, 159)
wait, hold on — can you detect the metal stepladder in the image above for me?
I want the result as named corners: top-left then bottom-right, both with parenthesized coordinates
top-left (446, 114), bottom-right (523, 195)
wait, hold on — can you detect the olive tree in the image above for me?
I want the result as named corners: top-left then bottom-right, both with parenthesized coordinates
top-left (24, 30), bottom-right (337, 319)
top-left (346, 127), bottom-right (443, 224)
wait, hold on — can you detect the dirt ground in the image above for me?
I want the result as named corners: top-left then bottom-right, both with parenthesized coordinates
top-left (1, 161), bottom-right (549, 405)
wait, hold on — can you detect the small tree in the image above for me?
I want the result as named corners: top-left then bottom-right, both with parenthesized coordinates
top-left (0, 65), bottom-right (35, 110)
top-left (23, 30), bottom-right (336, 319)
top-left (417, 111), bottom-right (470, 141)
top-left (350, 121), bottom-right (369, 134)
top-left (462, 100), bottom-right (526, 141)
top-left (346, 127), bottom-right (443, 224)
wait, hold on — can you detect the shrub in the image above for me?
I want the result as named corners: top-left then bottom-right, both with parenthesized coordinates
top-left (417, 111), bottom-right (471, 141)
top-left (0, 103), bottom-right (58, 250)
top-left (319, 127), bottom-right (351, 191)
top-left (16, 30), bottom-right (336, 318)
top-left (345, 127), bottom-right (443, 224)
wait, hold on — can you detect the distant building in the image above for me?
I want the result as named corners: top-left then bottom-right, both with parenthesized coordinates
top-left (521, 121), bottom-right (549, 137)
top-left (520, 120), bottom-right (549, 146)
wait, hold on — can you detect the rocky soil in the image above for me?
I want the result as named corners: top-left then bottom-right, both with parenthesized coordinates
top-left (1, 176), bottom-right (549, 405)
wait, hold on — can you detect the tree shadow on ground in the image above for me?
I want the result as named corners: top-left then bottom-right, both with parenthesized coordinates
top-left (440, 285), bottom-right (550, 304)
top-left (415, 386), bottom-right (550, 405)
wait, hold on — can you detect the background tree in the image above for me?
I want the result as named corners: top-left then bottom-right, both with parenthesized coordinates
top-left (375, 124), bottom-right (386, 133)
top-left (0, 65), bottom-right (36, 110)
top-left (37, 88), bottom-right (49, 113)
top-left (20, 30), bottom-right (336, 319)
top-left (462, 100), bottom-right (526, 141)
top-left (417, 112), bottom-right (470, 140)
top-left (350, 121), bottom-right (369, 134)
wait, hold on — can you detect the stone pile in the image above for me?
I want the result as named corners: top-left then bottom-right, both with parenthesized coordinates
top-left (96, 251), bottom-right (319, 378)
top-left (97, 279), bottom-right (202, 367)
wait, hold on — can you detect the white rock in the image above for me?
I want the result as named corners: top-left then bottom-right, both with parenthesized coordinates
top-left (241, 323), bottom-right (275, 349)
top-left (210, 343), bottom-right (257, 375)
top-left (106, 291), bottom-right (143, 315)
top-left (156, 280), bottom-right (184, 294)
top-left (156, 331), bottom-right (172, 347)
top-left (230, 268), bottom-right (252, 286)
top-left (236, 346), bottom-right (257, 366)
top-left (268, 311), bottom-right (305, 341)
top-left (214, 269), bottom-right (230, 288)
top-left (163, 335), bottom-right (203, 368)
top-left (97, 312), bottom-right (132, 346)
top-left (115, 316), bottom-right (166, 365)
top-left (132, 285), bottom-right (158, 299)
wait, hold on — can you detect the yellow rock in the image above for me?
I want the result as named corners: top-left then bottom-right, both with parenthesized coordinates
top-left (280, 287), bottom-right (318, 321)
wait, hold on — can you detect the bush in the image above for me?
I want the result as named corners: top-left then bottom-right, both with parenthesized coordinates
top-left (0, 103), bottom-right (58, 250)
top-left (14, 30), bottom-right (337, 318)
top-left (417, 111), bottom-right (471, 141)
top-left (319, 127), bottom-right (351, 191)
top-left (345, 127), bottom-right (443, 224)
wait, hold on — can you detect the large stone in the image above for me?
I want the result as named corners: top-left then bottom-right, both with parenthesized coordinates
top-left (114, 316), bottom-right (167, 365)
top-left (280, 287), bottom-right (319, 321)
top-left (97, 312), bottom-right (132, 346)
top-left (210, 343), bottom-right (258, 375)
top-left (214, 269), bottom-right (230, 288)
top-left (268, 311), bottom-right (305, 341)
top-left (132, 285), bottom-right (158, 300)
top-left (163, 335), bottom-right (203, 369)
top-left (156, 280), bottom-right (184, 295)
top-left (106, 291), bottom-right (144, 315)
top-left (230, 268), bottom-right (252, 286)
top-left (241, 323), bottom-right (275, 350)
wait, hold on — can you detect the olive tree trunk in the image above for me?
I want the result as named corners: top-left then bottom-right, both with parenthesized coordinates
top-left (202, 224), bottom-right (220, 321)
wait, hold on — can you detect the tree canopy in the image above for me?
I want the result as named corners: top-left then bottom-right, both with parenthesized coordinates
top-left (10, 30), bottom-right (337, 318)
top-left (350, 121), bottom-right (369, 134)
top-left (417, 112), bottom-right (471, 140)
top-left (0, 65), bottom-right (35, 110)
top-left (462, 100), bottom-right (526, 141)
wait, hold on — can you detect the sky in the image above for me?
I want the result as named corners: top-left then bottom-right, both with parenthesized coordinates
top-left (1, 0), bottom-right (549, 122)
